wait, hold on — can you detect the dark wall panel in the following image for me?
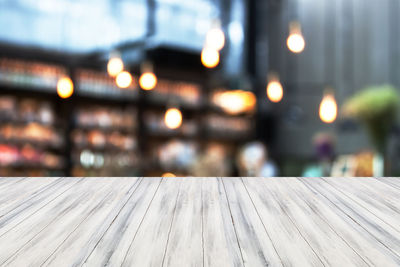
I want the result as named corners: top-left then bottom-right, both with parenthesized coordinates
top-left (256, 0), bottom-right (399, 159)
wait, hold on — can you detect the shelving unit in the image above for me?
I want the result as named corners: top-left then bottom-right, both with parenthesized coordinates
top-left (0, 90), bottom-right (66, 176)
top-left (70, 100), bottom-right (140, 177)
top-left (0, 48), bottom-right (256, 176)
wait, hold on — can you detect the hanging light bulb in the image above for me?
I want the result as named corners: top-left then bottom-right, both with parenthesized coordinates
top-left (57, 76), bottom-right (74, 99)
top-left (201, 19), bottom-right (223, 69)
top-left (165, 108), bottom-right (183, 129)
top-left (266, 73), bottom-right (284, 103)
top-left (319, 90), bottom-right (338, 123)
top-left (205, 20), bottom-right (225, 51)
top-left (287, 21), bottom-right (305, 54)
top-left (107, 52), bottom-right (124, 77)
top-left (139, 62), bottom-right (157, 90)
top-left (201, 47), bottom-right (220, 68)
top-left (116, 71), bottom-right (133, 88)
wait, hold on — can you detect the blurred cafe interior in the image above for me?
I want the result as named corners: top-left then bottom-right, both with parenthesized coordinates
top-left (0, 0), bottom-right (400, 177)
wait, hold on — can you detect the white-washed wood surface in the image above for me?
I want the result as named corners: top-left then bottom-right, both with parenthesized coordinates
top-left (0, 177), bottom-right (399, 267)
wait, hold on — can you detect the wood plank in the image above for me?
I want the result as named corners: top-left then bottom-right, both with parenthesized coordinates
top-left (0, 178), bottom-right (81, 236)
top-left (0, 178), bottom-right (42, 203)
top-left (0, 177), bottom-right (115, 264)
top-left (83, 177), bottom-right (162, 266)
top-left (242, 177), bottom-right (323, 266)
top-left (349, 178), bottom-right (400, 209)
top-left (293, 178), bottom-right (400, 266)
top-left (302, 177), bottom-right (400, 258)
top-left (258, 177), bottom-right (368, 266)
top-left (323, 178), bottom-right (400, 232)
top-left (121, 178), bottom-right (182, 267)
top-left (41, 178), bottom-right (141, 267)
top-left (0, 177), bottom-right (398, 266)
top-left (0, 177), bottom-right (26, 189)
top-left (202, 178), bottom-right (244, 267)
top-left (3, 178), bottom-right (139, 266)
top-left (0, 177), bottom-right (61, 216)
top-left (162, 177), bottom-right (203, 267)
top-left (377, 177), bottom-right (400, 190)
top-left (222, 177), bottom-right (283, 267)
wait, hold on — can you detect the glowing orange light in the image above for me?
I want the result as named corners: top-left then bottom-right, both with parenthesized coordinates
top-left (107, 57), bottom-right (124, 77)
top-left (319, 92), bottom-right (337, 123)
top-left (116, 71), bottom-right (133, 88)
top-left (213, 90), bottom-right (256, 115)
top-left (287, 22), bottom-right (305, 53)
top-left (162, 172), bottom-right (176, 177)
top-left (201, 47), bottom-right (220, 68)
top-left (205, 28), bottom-right (225, 51)
top-left (266, 75), bottom-right (284, 103)
top-left (139, 72), bottom-right (157, 90)
top-left (165, 108), bottom-right (183, 129)
top-left (57, 77), bottom-right (74, 99)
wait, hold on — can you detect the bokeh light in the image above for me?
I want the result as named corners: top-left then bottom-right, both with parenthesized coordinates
top-left (287, 33), bottom-right (305, 53)
top-left (287, 21), bottom-right (305, 54)
top-left (116, 71), bottom-right (132, 88)
top-left (107, 57), bottom-right (124, 77)
top-left (319, 93), bottom-right (337, 123)
top-left (139, 72), bottom-right (157, 90)
top-left (213, 90), bottom-right (256, 115)
top-left (267, 80), bottom-right (284, 103)
top-left (165, 108), bottom-right (183, 129)
top-left (57, 76), bottom-right (74, 99)
top-left (162, 172), bottom-right (176, 177)
top-left (205, 28), bottom-right (225, 51)
top-left (201, 47), bottom-right (220, 68)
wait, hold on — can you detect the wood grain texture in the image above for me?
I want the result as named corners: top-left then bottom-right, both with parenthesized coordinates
top-left (242, 178), bottom-right (323, 266)
top-left (162, 177), bottom-right (203, 267)
top-left (83, 177), bottom-right (162, 266)
top-left (297, 178), bottom-right (400, 266)
top-left (0, 178), bottom-right (80, 237)
top-left (121, 177), bottom-right (182, 267)
top-left (0, 177), bottom-right (26, 190)
top-left (0, 178), bottom-right (113, 265)
top-left (202, 178), bottom-right (243, 267)
top-left (222, 177), bottom-right (283, 267)
top-left (302, 178), bottom-right (400, 259)
top-left (0, 177), bottom-right (60, 216)
top-left (376, 177), bottom-right (400, 190)
top-left (0, 177), bottom-right (398, 267)
top-left (3, 178), bottom-right (136, 266)
top-left (256, 178), bottom-right (368, 266)
top-left (323, 178), bottom-right (400, 233)
top-left (42, 178), bottom-right (141, 267)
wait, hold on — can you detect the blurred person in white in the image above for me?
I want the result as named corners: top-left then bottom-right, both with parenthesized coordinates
top-left (237, 142), bottom-right (278, 177)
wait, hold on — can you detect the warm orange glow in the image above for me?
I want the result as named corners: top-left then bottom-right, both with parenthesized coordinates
top-left (213, 90), bottom-right (256, 115)
top-left (319, 93), bottom-right (337, 123)
top-left (201, 47), bottom-right (220, 68)
top-left (57, 77), bottom-right (74, 99)
top-left (116, 71), bottom-right (133, 88)
top-left (287, 22), bottom-right (305, 53)
top-left (162, 172), bottom-right (176, 177)
top-left (205, 28), bottom-right (225, 51)
top-left (267, 80), bottom-right (283, 103)
top-left (107, 57), bottom-right (124, 77)
top-left (287, 34), bottom-right (305, 53)
top-left (139, 72), bottom-right (157, 90)
top-left (164, 108), bottom-right (183, 129)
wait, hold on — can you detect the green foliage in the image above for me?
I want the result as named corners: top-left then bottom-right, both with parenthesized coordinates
top-left (342, 85), bottom-right (400, 153)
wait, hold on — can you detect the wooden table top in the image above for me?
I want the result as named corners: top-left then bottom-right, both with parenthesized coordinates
top-left (0, 177), bottom-right (399, 266)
